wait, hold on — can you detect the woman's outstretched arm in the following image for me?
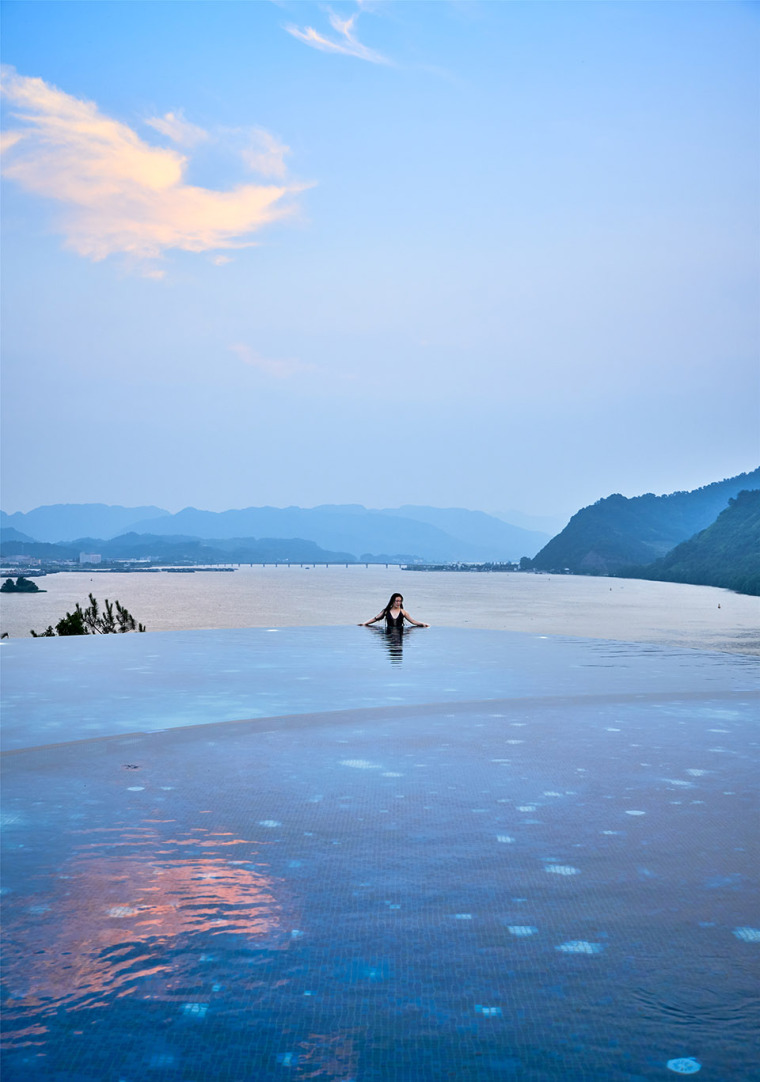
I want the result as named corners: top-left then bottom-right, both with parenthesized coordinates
top-left (402, 610), bottom-right (430, 627)
top-left (358, 612), bottom-right (385, 626)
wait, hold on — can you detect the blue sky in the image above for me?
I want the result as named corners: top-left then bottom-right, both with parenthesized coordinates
top-left (1, 0), bottom-right (757, 517)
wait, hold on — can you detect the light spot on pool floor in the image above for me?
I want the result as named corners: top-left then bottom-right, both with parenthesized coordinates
top-left (556, 941), bottom-right (603, 954)
top-left (667, 1058), bottom-right (701, 1074)
top-left (733, 927), bottom-right (760, 942)
top-left (181, 1003), bottom-right (208, 1019)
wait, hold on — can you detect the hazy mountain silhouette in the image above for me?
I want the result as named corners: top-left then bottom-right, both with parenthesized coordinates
top-left (378, 506), bottom-right (548, 555)
top-left (0, 504), bottom-right (169, 542)
top-left (85, 533), bottom-right (356, 565)
top-left (0, 527), bottom-right (37, 544)
top-left (0, 532), bottom-right (356, 565)
top-left (490, 509), bottom-right (570, 536)
top-left (0, 503), bottom-right (548, 562)
top-left (117, 505), bottom-right (548, 561)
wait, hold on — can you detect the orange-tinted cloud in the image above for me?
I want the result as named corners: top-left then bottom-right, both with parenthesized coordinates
top-left (230, 343), bottom-right (318, 379)
top-left (242, 127), bottom-right (291, 180)
top-left (0, 67), bottom-right (308, 263)
top-left (145, 109), bottom-right (209, 147)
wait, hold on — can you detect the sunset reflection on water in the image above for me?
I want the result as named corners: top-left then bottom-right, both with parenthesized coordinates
top-left (2, 827), bottom-right (292, 1026)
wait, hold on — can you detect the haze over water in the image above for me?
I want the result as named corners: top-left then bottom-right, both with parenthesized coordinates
top-left (2, 567), bottom-right (757, 655)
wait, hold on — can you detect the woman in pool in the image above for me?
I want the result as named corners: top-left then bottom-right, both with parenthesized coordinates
top-left (359, 593), bottom-right (430, 628)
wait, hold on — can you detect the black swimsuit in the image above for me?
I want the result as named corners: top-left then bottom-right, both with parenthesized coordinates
top-left (385, 610), bottom-right (404, 628)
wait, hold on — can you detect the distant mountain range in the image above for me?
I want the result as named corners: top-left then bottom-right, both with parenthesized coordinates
top-left (490, 509), bottom-right (570, 536)
top-left (0, 504), bottom-right (169, 542)
top-left (4, 472), bottom-right (757, 594)
top-left (529, 469), bottom-right (760, 576)
top-left (0, 504), bottom-right (549, 563)
top-left (0, 533), bottom-right (358, 566)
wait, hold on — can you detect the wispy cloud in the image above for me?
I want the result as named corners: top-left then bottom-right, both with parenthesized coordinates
top-left (285, 9), bottom-right (391, 65)
top-left (230, 343), bottom-right (318, 379)
top-left (0, 67), bottom-right (308, 264)
top-left (145, 109), bottom-right (209, 147)
top-left (242, 128), bottom-right (290, 179)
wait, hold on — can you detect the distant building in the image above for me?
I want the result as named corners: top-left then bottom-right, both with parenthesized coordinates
top-left (79, 552), bottom-right (102, 564)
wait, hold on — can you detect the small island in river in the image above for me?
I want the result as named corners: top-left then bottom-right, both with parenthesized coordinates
top-left (1, 576), bottom-right (46, 593)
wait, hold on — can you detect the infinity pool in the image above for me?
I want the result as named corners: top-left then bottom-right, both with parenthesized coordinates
top-left (1, 628), bottom-right (758, 1080)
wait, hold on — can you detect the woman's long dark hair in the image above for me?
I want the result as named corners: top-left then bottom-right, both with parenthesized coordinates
top-left (381, 593), bottom-right (404, 616)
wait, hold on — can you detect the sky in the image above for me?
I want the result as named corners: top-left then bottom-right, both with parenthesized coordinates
top-left (1, 0), bottom-right (758, 519)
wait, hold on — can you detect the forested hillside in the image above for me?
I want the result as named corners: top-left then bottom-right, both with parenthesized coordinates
top-left (529, 469), bottom-right (759, 574)
top-left (621, 489), bottom-right (760, 596)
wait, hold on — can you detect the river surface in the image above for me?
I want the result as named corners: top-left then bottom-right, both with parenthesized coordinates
top-left (1, 565), bottom-right (757, 654)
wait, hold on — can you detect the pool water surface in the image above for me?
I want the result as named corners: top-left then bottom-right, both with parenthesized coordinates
top-left (1, 628), bottom-right (758, 1080)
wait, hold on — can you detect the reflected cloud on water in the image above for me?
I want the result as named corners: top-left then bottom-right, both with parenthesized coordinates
top-left (2, 827), bottom-right (292, 1029)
